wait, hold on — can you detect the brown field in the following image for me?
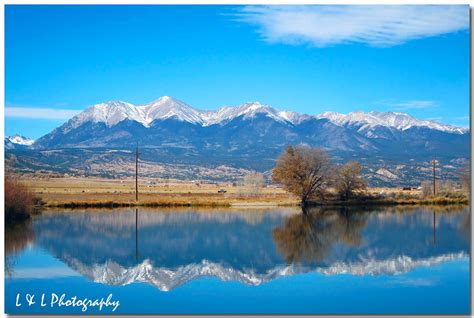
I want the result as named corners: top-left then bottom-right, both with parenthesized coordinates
top-left (22, 176), bottom-right (298, 207)
top-left (16, 175), bottom-right (468, 208)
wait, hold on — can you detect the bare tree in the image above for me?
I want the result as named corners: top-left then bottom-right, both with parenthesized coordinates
top-left (243, 172), bottom-right (265, 196)
top-left (438, 180), bottom-right (456, 195)
top-left (272, 145), bottom-right (332, 208)
top-left (335, 162), bottom-right (367, 200)
top-left (421, 180), bottom-right (433, 198)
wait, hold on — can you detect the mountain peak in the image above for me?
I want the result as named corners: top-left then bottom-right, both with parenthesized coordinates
top-left (73, 100), bottom-right (144, 128)
top-left (144, 96), bottom-right (204, 125)
top-left (6, 135), bottom-right (35, 145)
top-left (237, 102), bottom-right (274, 115)
top-left (241, 101), bottom-right (265, 108)
top-left (203, 101), bottom-right (297, 126)
top-left (5, 135), bottom-right (35, 149)
top-left (148, 95), bottom-right (178, 105)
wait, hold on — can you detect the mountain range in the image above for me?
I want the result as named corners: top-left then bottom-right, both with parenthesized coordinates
top-left (6, 96), bottom-right (470, 186)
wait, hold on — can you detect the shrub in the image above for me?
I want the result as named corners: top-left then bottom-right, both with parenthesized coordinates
top-left (5, 177), bottom-right (36, 222)
top-left (243, 172), bottom-right (265, 196)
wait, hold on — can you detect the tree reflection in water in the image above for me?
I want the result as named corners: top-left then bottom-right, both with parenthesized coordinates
top-left (5, 219), bottom-right (35, 277)
top-left (272, 207), bottom-right (368, 264)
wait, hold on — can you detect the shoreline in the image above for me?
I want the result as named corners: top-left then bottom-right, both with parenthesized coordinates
top-left (42, 197), bottom-right (469, 209)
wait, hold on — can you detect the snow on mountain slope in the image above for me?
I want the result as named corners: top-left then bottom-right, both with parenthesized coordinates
top-left (5, 135), bottom-right (35, 150)
top-left (202, 102), bottom-right (304, 126)
top-left (316, 111), bottom-right (467, 134)
top-left (65, 96), bottom-right (467, 135)
top-left (6, 135), bottom-right (35, 146)
top-left (68, 97), bottom-right (204, 128)
top-left (69, 101), bottom-right (144, 129)
top-left (143, 96), bottom-right (206, 125)
top-left (68, 98), bottom-right (306, 128)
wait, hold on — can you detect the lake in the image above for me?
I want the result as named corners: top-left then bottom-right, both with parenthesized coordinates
top-left (5, 206), bottom-right (470, 314)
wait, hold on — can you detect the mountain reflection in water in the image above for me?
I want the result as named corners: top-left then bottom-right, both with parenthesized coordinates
top-left (5, 206), bottom-right (470, 291)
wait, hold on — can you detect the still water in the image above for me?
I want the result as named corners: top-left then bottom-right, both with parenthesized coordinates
top-left (5, 206), bottom-right (470, 314)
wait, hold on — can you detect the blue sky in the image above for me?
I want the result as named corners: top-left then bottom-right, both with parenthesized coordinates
top-left (5, 5), bottom-right (470, 139)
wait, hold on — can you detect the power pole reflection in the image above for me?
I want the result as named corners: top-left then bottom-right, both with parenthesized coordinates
top-left (135, 208), bottom-right (139, 262)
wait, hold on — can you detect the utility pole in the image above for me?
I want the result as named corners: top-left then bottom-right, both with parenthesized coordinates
top-left (431, 159), bottom-right (438, 196)
top-left (135, 144), bottom-right (139, 202)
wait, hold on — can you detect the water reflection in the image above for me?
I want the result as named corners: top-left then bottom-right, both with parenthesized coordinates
top-left (135, 208), bottom-right (138, 261)
top-left (5, 220), bottom-right (35, 277)
top-left (272, 207), bottom-right (367, 264)
top-left (5, 206), bottom-right (470, 291)
top-left (459, 212), bottom-right (471, 242)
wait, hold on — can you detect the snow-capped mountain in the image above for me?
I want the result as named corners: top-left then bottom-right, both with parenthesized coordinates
top-left (7, 96), bottom-right (469, 186)
top-left (202, 102), bottom-right (308, 126)
top-left (5, 135), bottom-right (35, 150)
top-left (144, 96), bottom-right (206, 125)
top-left (68, 97), bottom-right (205, 129)
top-left (69, 101), bottom-right (146, 129)
top-left (61, 96), bottom-right (466, 134)
top-left (67, 97), bottom-right (308, 128)
top-left (316, 111), bottom-right (466, 135)
top-left (6, 135), bottom-right (35, 146)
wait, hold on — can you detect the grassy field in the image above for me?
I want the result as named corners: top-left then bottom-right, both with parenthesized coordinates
top-left (23, 176), bottom-right (298, 207)
top-left (18, 175), bottom-right (468, 208)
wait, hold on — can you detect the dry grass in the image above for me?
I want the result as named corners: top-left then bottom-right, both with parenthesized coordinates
top-left (20, 176), bottom-right (298, 208)
top-left (315, 197), bottom-right (468, 207)
top-left (16, 175), bottom-right (469, 209)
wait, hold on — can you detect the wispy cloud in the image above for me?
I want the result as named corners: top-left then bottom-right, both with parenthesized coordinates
top-left (6, 107), bottom-right (80, 120)
top-left (374, 99), bottom-right (438, 111)
top-left (426, 117), bottom-right (442, 121)
top-left (450, 115), bottom-right (470, 128)
top-left (390, 100), bottom-right (438, 110)
top-left (236, 5), bottom-right (468, 48)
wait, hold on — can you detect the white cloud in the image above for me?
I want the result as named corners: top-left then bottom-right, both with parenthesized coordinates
top-left (237, 5), bottom-right (468, 47)
top-left (391, 100), bottom-right (438, 110)
top-left (6, 107), bottom-right (80, 120)
top-left (426, 117), bottom-right (442, 121)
